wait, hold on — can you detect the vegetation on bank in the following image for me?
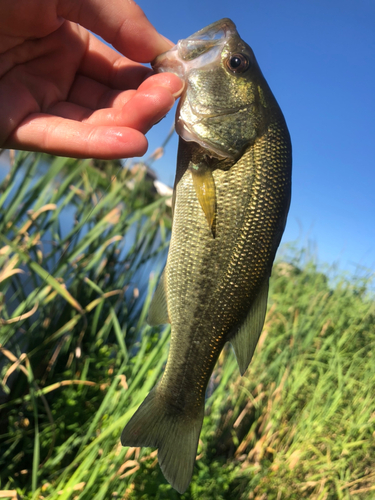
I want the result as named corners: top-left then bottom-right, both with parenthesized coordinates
top-left (0, 151), bottom-right (374, 499)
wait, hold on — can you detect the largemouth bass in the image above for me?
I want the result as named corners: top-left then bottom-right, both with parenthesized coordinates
top-left (121, 18), bottom-right (292, 493)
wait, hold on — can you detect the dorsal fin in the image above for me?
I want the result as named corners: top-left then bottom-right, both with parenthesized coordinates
top-left (231, 276), bottom-right (269, 375)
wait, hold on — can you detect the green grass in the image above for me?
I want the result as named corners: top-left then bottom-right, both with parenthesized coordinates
top-left (0, 152), bottom-right (374, 499)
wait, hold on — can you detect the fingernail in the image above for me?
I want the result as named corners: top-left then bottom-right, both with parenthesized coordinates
top-left (172, 79), bottom-right (185, 98)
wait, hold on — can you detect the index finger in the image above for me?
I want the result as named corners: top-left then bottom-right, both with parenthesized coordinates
top-left (57, 0), bottom-right (173, 62)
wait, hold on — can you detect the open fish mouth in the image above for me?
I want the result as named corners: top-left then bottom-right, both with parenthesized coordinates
top-left (152, 18), bottom-right (237, 79)
top-left (152, 18), bottom-right (248, 158)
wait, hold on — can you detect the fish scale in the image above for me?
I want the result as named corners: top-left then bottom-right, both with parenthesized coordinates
top-left (121, 19), bottom-right (292, 493)
top-left (163, 126), bottom-right (289, 395)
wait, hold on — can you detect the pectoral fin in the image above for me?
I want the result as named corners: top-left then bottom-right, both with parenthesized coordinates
top-left (231, 277), bottom-right (269, 375)
top-left (189, 161), bottom-right (216, 237)
top-left (147, 269), bottom-right (170, 325)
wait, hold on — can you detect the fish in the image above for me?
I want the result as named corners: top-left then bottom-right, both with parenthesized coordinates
top-left (121, 18), bottom-right (292, 493)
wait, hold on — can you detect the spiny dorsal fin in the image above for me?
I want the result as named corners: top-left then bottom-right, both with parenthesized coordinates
top-left (189, 160), bottom-right (216, 237)
top-left (231, 276), bottom-right (269, 375)
top-left (147, 270), bottom-right (170, 325)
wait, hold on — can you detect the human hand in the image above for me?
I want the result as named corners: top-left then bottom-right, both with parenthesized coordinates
top-left (0, 0), bottom-right (183, 159)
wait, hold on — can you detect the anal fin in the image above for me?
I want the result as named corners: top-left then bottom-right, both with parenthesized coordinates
top-left (231, 276), bottom-right (270, 375)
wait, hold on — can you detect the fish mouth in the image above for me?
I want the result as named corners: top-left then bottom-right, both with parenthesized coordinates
top-left (152, 18), bottom-right (237, 78)
top-left (151, 19), bottom-right (243, 159)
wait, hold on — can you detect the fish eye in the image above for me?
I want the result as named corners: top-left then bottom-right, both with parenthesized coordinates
top-left (226, 53), bottom-right (250, 73)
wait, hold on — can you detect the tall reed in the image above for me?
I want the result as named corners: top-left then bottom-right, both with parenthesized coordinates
top-left (0, 152), bottom-right (374, 499)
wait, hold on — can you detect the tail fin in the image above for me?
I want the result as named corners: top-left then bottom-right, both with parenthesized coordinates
top-left (121, 388), bottom-right (204, 494)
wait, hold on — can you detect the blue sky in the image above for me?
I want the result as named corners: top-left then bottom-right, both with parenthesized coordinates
top-left (137, 0), bottom-right (375, 274)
